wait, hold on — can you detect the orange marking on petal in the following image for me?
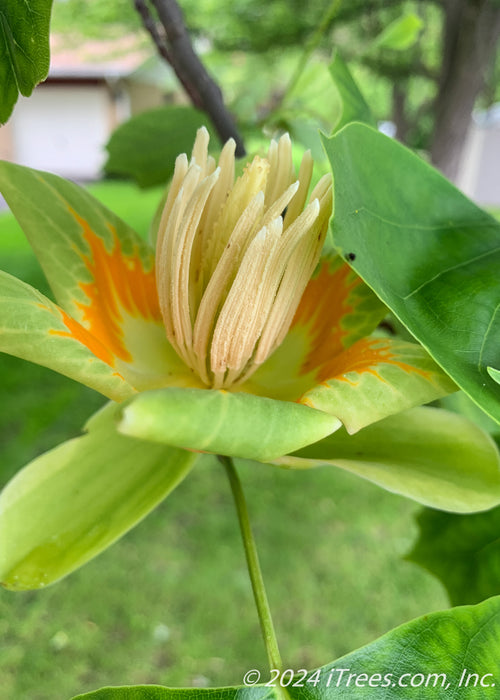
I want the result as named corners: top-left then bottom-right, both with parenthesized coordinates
top-left (316, 338), bottom-right (431, 384)
top-left (299, 396), bottom-right (315, 408)
top-left (69, 209), bottom-right (162, 363)
top-left (292, 261), bottom-right (361, 375)
top-left (49, 309), bottom-right (116, 367)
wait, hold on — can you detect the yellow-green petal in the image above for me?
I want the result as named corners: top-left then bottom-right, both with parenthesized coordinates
top-left (0, 404), bottom-right (198, 591)
top-left (247, 253), bottom-right (387, 401)
top-left (0, 161), bottom-right (154, 321)
top-left (278, 407), bottom-right (500, 513)
top-left (300, 337), bottom-right (457, 432)
top-left (0, 271), bottom-right (134, 401)
top-left (118, 387), bottom-right (341, 461)
top-left (0, 161), bottom-right (198, 392)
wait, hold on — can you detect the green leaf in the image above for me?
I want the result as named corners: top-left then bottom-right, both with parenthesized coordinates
top-left (72, 596), bottom-right (500, 698)
top-left (278, 407), bottom-right (500, 513)
top-left (408, 506), bottom-right (500, 605)
top-left (0, 0), bottom-right (53, 123)
top-left (0, 404), bottom-right (198, 590)
top-left (373, 13), bottom-right (424, 51)
top-left (283, 61), bottom-right (345, 133)
top-left (328, 52), bottom-right (375, 134)
top-left (118, 387), bottom-right (341, 462)
top-left (0, 270), bottom-right (135, 402)
top-left (323, 123), bottom-right (500, 425)
top-left (105, 106), bottom-right (216, 187)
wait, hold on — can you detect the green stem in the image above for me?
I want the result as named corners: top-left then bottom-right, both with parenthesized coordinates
top-left (219, 455), bottom-right (283, 672)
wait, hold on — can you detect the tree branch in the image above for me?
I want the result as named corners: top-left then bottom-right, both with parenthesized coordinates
top-left (137, 0), bottom-right (245, 156)
top-left (135, 0), bottom-right (204, 109)
top-left (134, 0), bottom-right (173, 65)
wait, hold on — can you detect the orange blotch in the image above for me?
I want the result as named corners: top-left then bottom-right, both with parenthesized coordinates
top-left (292, 261), bottom-right (361, 375)
top-left (49, 309), bottom-right (116, 367)
top-left (316, 337), bottom-right (431, 384)
top-left (70, 210), bottom-right (162, 363)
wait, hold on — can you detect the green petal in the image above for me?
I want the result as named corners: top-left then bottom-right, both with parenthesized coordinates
top-left (0, 404), bottom-right (198, 590)
top-left (118, 387), bottom-right (341, 461)
top-left (441, 391), bottom-right (500, 439)
top-left (0, 161), bottom-right (193, 391)
top-left (300, 337), bottom-right (456, 433)
top-left (0, 161), bottom-right (154, 320)
top-left (247, 252), bottom-right (386, 402)
top-left (323, 122), bottom-right (500, 424)
top-left (278, 407), bottom-right (500, 512)
top-left (0, 270), bottom-right (135, 401)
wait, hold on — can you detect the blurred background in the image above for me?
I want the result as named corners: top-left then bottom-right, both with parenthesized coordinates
top-left (1, 0), bottom-right (499, 697)
top-left (2, 0), bottom-right (500, 200)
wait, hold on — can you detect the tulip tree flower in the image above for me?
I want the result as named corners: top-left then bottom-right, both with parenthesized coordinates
top-left (0, 129), bottom-right (499, 592)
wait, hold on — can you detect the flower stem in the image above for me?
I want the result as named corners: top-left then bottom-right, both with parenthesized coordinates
top-left (219, 455), bottom-right (283, 672)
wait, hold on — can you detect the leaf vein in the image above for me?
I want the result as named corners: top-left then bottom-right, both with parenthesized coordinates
top-left (478, 302), bottom-right (500, 372)
top-left (402, 248), bottom-right (500, 301)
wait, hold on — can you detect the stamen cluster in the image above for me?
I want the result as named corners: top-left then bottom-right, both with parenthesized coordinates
top-left (155, 128), bottom-right (332, 389)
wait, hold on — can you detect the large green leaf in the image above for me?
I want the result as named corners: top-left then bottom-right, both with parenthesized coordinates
top-left (105, 106), bottom-right (216, 187)
top-left (72, 596), bottom-right (500, 698)
top-left (278, 407), bottom-right (500, 513)
top-left (118, 387), bottom-right (341, 462)
top-left (0, 404), bottom-right (198, 590)
top-left (323, 123), bottom-right (500, 424)
top-left (0, 0), bottom-right (53, 123)
top-left (408, 506), bottom-right (500, 605)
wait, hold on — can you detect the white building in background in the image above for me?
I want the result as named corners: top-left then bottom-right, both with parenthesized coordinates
top-left (457, 104), bottom-right (500, 208)
top-left (0, 34), bottom-right (176, 182)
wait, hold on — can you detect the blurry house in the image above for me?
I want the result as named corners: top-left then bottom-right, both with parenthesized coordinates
top-left (457, 104), bottom-right (500, 207)
top-left (0, 34), bottom-right (176, 181)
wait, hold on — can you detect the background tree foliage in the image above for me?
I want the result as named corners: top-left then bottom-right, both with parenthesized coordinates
top-left (52, 0), bottom-right (140, 36)
top-left (51, 0), bottom-right (500, 181)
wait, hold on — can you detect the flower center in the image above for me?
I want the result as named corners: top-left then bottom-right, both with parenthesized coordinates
top-left (155, 128), bottom-right (332, 389)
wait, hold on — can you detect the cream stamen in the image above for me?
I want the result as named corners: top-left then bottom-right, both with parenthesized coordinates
top-left (155, 127), bottom-right (332, 389)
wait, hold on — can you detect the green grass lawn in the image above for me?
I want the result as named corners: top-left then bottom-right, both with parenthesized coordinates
top-left (0, 180), bottom-right (448, 700)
